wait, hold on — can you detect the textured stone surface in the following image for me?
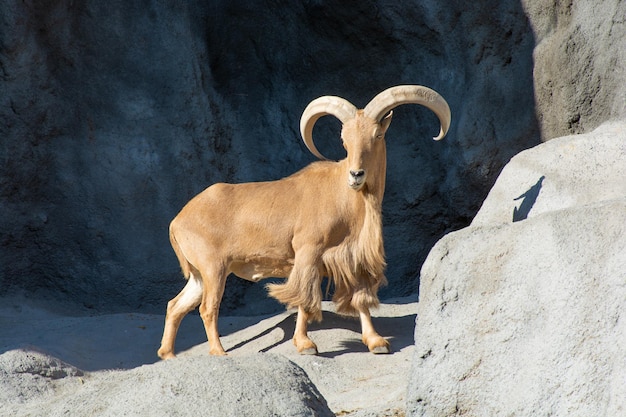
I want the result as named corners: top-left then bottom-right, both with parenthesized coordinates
top-left (0, 0), bottom-right (541, 313)
top-left (0, 299), bottom-right (417, 416)
top-left (472, 122), bottom-right (626, 226)
top-left (522, 0), bottom-right (626, 139)
top-left (407, 123), bottom-right (626, 416)
top-left (1, 349), bottom-right (333, 417)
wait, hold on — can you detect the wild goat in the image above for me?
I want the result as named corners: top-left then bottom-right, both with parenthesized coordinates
top-left (158, 85), bottom-right (451, 358)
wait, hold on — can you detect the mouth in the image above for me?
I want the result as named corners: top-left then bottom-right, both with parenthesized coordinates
top-left (348, 177), bottom-right (365, 190)
top-left (348, 169), bottom-right (366, 190)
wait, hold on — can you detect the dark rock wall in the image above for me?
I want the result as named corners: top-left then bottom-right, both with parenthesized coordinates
top-left (1, 0), bottom-right (540, 313)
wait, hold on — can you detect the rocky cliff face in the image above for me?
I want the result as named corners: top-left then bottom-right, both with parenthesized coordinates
top-left (522, 0), bottom-right (626, 138)
top-left (1, 0), bottom-right (622, 313)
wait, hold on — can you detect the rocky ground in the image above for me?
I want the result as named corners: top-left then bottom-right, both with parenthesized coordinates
top-left (0, 297), bottom-right (417, 416)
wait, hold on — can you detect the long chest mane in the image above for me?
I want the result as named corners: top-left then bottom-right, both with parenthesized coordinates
top-left (321, 192), bottom-right (386, 284)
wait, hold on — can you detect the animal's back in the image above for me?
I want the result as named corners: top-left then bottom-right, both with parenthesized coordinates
top-left (168, 163), bottom-right (349, 280)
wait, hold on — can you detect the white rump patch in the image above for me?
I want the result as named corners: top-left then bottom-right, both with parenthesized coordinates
top-left (178, 272), bottom-right (203, 307)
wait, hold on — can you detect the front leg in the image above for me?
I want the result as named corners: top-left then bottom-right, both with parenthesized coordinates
top-left (293, 306), bottom-right (318, 355)
top-left (359, 308), bottom-right (390, 354)
top-left (267, 245), bottom-right (324, 354)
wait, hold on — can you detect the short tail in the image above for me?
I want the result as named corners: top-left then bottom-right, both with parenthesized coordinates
top-left (169, 223), bottom-right (191, 280)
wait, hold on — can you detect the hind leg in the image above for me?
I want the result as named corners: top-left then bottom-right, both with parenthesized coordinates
top-left (198, 264), bottom-right (228, 356)
top-left (158, 272), bottom-right (203, 360)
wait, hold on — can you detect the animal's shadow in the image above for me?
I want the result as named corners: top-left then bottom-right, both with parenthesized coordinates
top-left (513, 176), bottom-right (545, 222)
top-left (225, 310), bottom-right (417, 358)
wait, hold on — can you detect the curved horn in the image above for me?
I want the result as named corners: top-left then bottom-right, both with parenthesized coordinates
top-left (363, 85), bottom-right (451, 141)
top-left (300, 96), bottom-right (357, 160)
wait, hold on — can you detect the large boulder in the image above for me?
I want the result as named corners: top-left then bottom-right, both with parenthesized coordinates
top-left (407, 122), bottom-right (626, 416)
top-left (1, 349), bottom-right (333, 417)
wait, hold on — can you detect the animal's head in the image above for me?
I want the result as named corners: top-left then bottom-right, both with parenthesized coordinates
top-left (300, 85), bottom-right (451, 192)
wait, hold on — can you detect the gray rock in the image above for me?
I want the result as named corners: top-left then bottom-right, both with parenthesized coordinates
top-left (522, 0), bottom-right (626, 139)
top-left (1, 349), bottom-right (333, 417)
top-left (472, 122), bottom-right (626, 226)
top-left (0, 349), bottom-right (83, 406)
top-left (0, 349), bottom-right (83, 380)
top-left (407, 124), bottom-right (626, 416)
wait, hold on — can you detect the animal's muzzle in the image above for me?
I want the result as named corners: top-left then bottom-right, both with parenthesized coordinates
top-left (348, 169), bottom-right (366, 189)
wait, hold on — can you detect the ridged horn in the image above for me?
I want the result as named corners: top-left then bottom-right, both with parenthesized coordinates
top-left (363, 85), bottom-right (451, 141)
top-left (300, 96), bottom-right (358, 160)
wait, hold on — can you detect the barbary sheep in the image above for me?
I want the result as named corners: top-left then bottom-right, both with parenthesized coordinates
top-left (158, 85), bottom-right (451, 359)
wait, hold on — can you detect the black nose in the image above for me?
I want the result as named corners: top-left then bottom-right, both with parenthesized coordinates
top-left (350, 170), bottom-right (365, 178)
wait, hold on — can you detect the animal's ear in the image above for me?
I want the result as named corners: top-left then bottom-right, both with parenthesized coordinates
top-left (380, 111), bottom-right (393, 133)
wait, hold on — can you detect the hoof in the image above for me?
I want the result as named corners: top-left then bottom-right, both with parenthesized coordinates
top-left (157, 349), bottom-right (176, 360)
top-left (365, 336), bottom-right (391, 354)
top-left (370, 345), bottom-right (391, 354)
top-left (298, 346), bottom-right (319, 355)
top-left (294, 337), bottom-right (318, 355)
top-left (209, 348), bottom-right (228, 356)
